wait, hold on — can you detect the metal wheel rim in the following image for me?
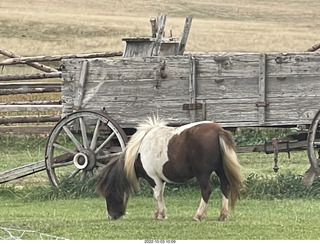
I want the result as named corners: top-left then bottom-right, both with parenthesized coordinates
top-left (307, 109), bottom-right (320, 175)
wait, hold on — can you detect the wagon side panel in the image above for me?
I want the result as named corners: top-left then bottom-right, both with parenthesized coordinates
top-left (196, 53), bottom-right (261, 127)
top-left (61, 57), bottom-right (193, 128)
top-left (265, 52), bottom-right (320, 126)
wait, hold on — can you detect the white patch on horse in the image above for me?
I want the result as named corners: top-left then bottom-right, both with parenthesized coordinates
top-left (139, 126), bottom-right (175, 183)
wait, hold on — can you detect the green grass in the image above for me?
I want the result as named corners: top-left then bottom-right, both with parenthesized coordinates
top-left (1, 134), bottom-right (319, 240)
top-left (1, 191), bottom-right (320, 240)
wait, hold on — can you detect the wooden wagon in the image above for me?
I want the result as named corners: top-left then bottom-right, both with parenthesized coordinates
top-left (1, 14), bottom-right (320, 187)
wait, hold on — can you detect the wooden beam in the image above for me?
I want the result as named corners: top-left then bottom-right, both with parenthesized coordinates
top-left (0, 72), bottom-right (61, 81)
top-left (150, 17), bottom-right (157, 38)
top-left (152, 13), bottom-right (167, 56)
top-left (0, 82), bottom-right (61, 89)
top-left (0, 160), bottom-right (46, 184)
top-left (0, 125), bottom-right (54, 135)
top-left (0, 104), bottom-right (62, 112)
top-left (178, 15), bottom-right (193, 55)
top-left (0, 100), bottom-right (61, 105)
top-left (306, 42), bottom-right (320, 52)
top-left (0, 115), bottom-right (61, 124)
top-left (73, 61), bottom-right (88, 111)
top-left (257, 53), bottom-right (267, 125)
top-left (0, 51), bottom-right (123, 65)
top-left (0, 82), bottom-right (61, 94)
top-left (0, 49), bottom-right (58, 73)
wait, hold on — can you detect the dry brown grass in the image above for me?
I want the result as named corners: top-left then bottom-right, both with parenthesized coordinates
top-left (0, 0), bottom-right (319, 55)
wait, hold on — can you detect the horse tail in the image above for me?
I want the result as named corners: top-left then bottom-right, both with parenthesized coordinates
top-left (124, 116), bottom-right (167, 193)
top-left (219, 129), bottom-right (244, 209)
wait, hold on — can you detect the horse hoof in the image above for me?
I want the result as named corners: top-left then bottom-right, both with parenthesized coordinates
top-left (193, 215), bottom-right (205, 221)
top-left (218, 214), bottom-right (228, 221)
top-left (154, 213), bottom-right (167, 220)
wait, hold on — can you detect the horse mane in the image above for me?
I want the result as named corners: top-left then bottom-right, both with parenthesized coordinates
top-left (124, 116), bottom-right (167, 193)
top-left (96, 153), bottom-right (132, 199)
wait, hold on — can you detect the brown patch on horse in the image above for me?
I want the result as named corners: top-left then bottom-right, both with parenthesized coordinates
top-left (134, 153), bottom-right (156, 188)
top-left (163, 123), bottom-right (223, 183)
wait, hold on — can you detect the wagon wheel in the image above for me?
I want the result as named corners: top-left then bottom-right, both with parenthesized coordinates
top-left (304, 109), bottom-right (320, 185)
top-left (45, 110), bottom-right (128, 188)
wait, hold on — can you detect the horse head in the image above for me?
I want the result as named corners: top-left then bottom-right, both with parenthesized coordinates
top-left (96, 154), bottom-right (131, 220)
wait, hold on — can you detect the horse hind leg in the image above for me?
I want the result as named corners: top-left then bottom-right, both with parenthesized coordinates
top-left (216, 168), bottom-right (230, 221)
top-left (218, 194), bottom-right (229, 221)
top-left (193, 176), bottom-right (211, 221)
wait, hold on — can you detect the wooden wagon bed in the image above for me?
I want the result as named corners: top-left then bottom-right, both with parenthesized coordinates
top-left (61, 52), bottom-right (320, 129)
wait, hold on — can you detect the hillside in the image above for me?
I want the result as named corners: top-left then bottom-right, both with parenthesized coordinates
top-left (1, 0), bottom-right (319, 55)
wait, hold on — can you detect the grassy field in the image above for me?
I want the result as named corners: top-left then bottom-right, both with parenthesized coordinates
top-left (0, 0), bottom-right (319, 56)
top-left (1, 193), bottom-right (320, 240)
top-left (1, 134), bottom-right (319, 240)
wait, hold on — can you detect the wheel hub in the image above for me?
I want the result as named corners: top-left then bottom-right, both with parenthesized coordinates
top-left (73, 150), bottom-right (96, 171)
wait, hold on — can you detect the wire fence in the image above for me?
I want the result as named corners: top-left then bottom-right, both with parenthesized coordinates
top-left (0, 226), bottom-right (68, 240)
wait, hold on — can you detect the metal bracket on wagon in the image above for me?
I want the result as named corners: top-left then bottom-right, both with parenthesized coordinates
top-left (182, 103), bottom-right (202, 110)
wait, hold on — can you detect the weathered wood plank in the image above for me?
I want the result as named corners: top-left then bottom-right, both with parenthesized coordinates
top-left (0, 52), bottom-right (123, 65)
top-left (0, 49), bottom-right (58, 73)
top-left (0, 104), bottom-right (62, 112)
top-left (178, 15), bottom-right (193, 55)
top-left (0, 125), bottom-right (54, 135)
top-left (73, 60), bottom-right (88, 111)
top-left (152, 13), bottom-right (167, 56)
top-left (0, 115), bottom-right (60, 124)
top-left (0, 72), bottom-right (61, 81)
top-left (0, 160), bottom-right (46, 184)
top-left (258, 53), bottom-right (267, 124)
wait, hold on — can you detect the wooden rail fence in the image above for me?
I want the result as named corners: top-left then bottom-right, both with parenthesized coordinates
top-left (0, 49), bottom-right (122, 134)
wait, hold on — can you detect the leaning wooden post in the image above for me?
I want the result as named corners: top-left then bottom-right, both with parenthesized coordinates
top-left (150, 17), bottom-right (157, 38)
top-left (306, 42), bottom-right (320, 52)
top-left (178, 15), bottom-right (193, 55)
top-left (73, 60), bottom-right (88, 111)
top-left (152, 13), bottom-right (167, 56)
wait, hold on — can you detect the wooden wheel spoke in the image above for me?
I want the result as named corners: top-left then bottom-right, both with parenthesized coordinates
top-left (69, 169), bottom-right (81, 178)
top-left (79, 117), bottom-right (89, 149)
top-left (53, 143), bottom-right (77, 155)
top-left (87, 170), bottom-right (93, 178)
top-left (80, 171), bottom-right (87, 182)
top-left (63, 125), bottom-right (84, 151)
top-left (90, 118), bottom-right (101, 150)
top-left (94, 131), bottom-right (115, 154)
top-left (52, 161), bottom-right (73, 168)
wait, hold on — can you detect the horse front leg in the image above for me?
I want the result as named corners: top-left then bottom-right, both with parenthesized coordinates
top-left (153, 181), bottom-right (167, 220)
top-left (193, 198), bottom-right (208, 221)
